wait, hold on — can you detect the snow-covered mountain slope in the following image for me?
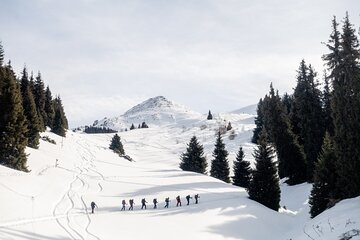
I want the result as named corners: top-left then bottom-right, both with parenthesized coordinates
top-left (92, 96), bottom-right (204, 130)
top-left (1, 97), bottom-right (359, 240)
top-left (230, 104), bottom-right (257, 115)
top-left (0, 128), bottom-right (358, 240)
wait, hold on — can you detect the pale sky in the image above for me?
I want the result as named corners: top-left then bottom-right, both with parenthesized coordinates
top-left (1, 0), bottom-right (359, 127)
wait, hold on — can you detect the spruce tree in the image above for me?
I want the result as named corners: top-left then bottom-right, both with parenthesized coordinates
top-left (322, 71), bottom-right (334, 136)
top-left (210, 131), bottom-right (230, 183)
top-left (226, 122), bottom-right (232, 131)
top-left (130, 124), bottom-right (135, 130)
top-left (207, 110), bottom-right (213, 120)
top-left (232, 146), bottom-right (251, 188)
top-left (179, 136), bottom-right (207, 174)
top-left (52, 96), bottom-right (67, 137)
top-left (0, 41), bottom-right (4, 66)
top-left (0, 64), bottom-right (29, 171)
top-left (248, 129), bottom-right (280, 211)
top-left (282, 93), bottom-right (294, 116)
top-left (20, 67), bottom-right (41, 148)
top-left (44, 86), bottom-right (55, 128)
top-left (33, 72), bottom-right (46, 130)
top-left (251, 98), bottom-right (264, 144)
top-left (330, 13), bottom-right (360, 198)
top-left (262, 84), bottom-right (307, 184)
top-left (309, 133), bottom-right (337, 218)
top-left (109, 134), bottom-right (125, 155)
top-left (292, 61), bottom-right (325, 182)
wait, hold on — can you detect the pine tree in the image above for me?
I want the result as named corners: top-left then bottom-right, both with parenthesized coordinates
top-left (282, 93), bottom-right (293, 116)
top-left (292, 61), bottom-right (325, 182)
top-left (179, 136), bottom-right (207, 174)
top-left (0, 41), bottom-right (4, 67)
top-left (330, 13), bottom-right (360, 198)
top-left (226, 122), bottom-right (232, 131)
top-left (44, 86), bottom-right (55, 128)
top-left (207, 110), bottom-right (213, 120)
top-left (322, 71), bottom-right (334, 136)
top-left (130, 124), bottom-right (135, 130)
top-left (20, 67), bottom-right (41, 148)
top-left (33, 72), bottom-right (47, 130)
top-left (0, 64), bottom-right (29, 171)
top-left (52, 96), bottom-right (67, 137)
top-left (309, 133), bottom-right (338, 218)
top-left (232, 146), bottom-right (251, 188)
top-left (262, 84), bottom-right (307, 184)
top-left (251, 98), bottom-right (264, 144)
top-left (109, 134), bottom-right (125, 155)
top-left (248, 129), bottom-right (280, 211)
top-left (210, 131), bottom-right (230, 183)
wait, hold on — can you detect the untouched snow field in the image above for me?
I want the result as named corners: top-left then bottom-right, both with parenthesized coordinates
top-left (0, 98), bottom-right (359, 240)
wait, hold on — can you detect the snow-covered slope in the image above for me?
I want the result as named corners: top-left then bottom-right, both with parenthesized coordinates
top-left (92, 96), bottom-right (204, 130)
top-left (0, 97), bottom-right (359, 240)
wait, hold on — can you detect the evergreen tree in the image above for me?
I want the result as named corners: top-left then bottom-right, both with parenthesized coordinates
top-left (251, 98), bottom-right (264, 144)
top-left (0, 64), bottom-right (29, 171)
top-left (292, 60), bottom-right (325, 182)
top-left (232, 146), bottom-right (251, 188)
top-left (282, 93), bottom-right (293, 116)
top-left (309, 133), bottom-right (338, 218)
top-left (44, 86), bottom-right (55, 128)
top-left (248, 129), bottom-right (280, 211)
top-left (20, 67), bottom-right (41, 148)
top-left (210, 131), bottom-right (230, 183)
top-left (33, 72), bottom-right (46, 130)
top-left (141, 122), bottom-right (149, 128)
top-left (109, 134), bottom-right (125, 155)
top-left (226, 122), bottom-right (232, 131)
top-left (179, 136), bottom-right (207, 174)
top-left (130, 123), bottom-right (135, 130)
top-left (52, 96), bottom-right (67, 137)
top-left (0, 41), bottom-right (4, 66)
top-left (329, 13), bottom-right (360, 198)
top-left (322, 71), bottom-right (334, 136)
top-left (262, 84), bottom-right (307, 184)
top-left (207, 110), bottom-right (213, 120)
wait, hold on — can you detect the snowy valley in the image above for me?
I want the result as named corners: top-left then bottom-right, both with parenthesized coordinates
top-left (0, 96), bottom-right (359, 240)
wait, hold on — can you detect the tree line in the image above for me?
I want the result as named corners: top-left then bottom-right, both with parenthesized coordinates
top-left (252, 13), bottom-right (360, 217)
top-left (179, 13), bottom-right (360, 217)
top-left (0, 42), bottom-right (68, 172)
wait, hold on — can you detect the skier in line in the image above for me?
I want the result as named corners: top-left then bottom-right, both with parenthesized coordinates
top-left (141, 198), bottom-right (147, 209)
top-left (186, 195), bottom-right (192, 205)
top-left (90, 201), bottom-right (98, 214)
top-left (129, 199), bottom-right (134, 210)
top-left (164, 197), bottom-right (170, 208)
top-left (194, 194), bottom-right (200, 204)
top-left (121, 199), bottom-right (126, 211)
top-left (176, 195), bottom-right (181, 207)
top-left (153, 198), bottom-right (158, 209)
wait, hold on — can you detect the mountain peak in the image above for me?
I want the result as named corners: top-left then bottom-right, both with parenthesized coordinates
top-left (123, 96), bottom-right (175, 117)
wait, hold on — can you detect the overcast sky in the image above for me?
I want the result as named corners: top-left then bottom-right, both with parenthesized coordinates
top-left (1, 0), bottom-right (359, 127)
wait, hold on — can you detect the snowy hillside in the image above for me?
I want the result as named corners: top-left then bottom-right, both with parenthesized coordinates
top-left (92, 96), bottom-right (204, 130)
top-left (0, 98), bottom-right (359, 240)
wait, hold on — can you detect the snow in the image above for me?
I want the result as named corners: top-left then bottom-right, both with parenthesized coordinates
top-left (0, 97), bottom-right (359, 240)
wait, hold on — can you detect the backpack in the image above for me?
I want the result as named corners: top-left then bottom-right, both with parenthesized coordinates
top-left (122, 200), bottom-right (126, 205)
